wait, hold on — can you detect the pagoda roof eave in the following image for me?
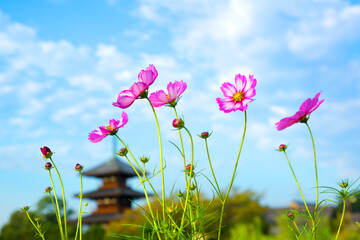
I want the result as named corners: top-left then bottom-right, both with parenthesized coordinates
top-left (82, 156), bottom-right (139, 178)
top-left (80, 187), bottom-right (147, 199)
top-left (69, 213), bottom-right (123, 225)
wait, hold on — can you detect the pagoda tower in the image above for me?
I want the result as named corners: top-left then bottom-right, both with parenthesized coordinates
top-left (80, 156), bottom-right (145, 224)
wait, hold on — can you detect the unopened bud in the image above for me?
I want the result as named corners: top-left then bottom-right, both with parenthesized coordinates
top-left (119, 148), bottom-right (128, 156)
top-left (21, 206), bottom-right (30, 212)
top-left (44, 162), bottom-right (52, 170)
top-left (199, 132), bottom-right (210, 139)
top-left (340, 181), bottom-right (348, 189)
top-left (189, 184), bottom-right (196, 191)
top-left (167, 206), bottom-right (174, 214)
top-left (40, 146), bottom-right (53, 159)
top-left (172, 118), bottom-right (184, 129)
top-left (140, 156), bottom-right (149, 163)
top-left (75, 163), bottom-right (83, 172)
top-left (287, 212), bottom-right (295, 220)
top-left (45, 186), bottom-right (52, 193)
top-left (176, 191), bottom-right (184, 198)
top-left (279, 144), bottom-right (287, 152)
top-left (186, 164), bottom-right (193, 171)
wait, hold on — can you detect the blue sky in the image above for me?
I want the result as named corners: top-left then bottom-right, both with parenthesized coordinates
top-left (1, 0), bottom-right (360, 229)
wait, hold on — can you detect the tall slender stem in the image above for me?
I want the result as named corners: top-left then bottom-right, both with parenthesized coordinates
top-left (178, 127), bottom-right (195, 238)
top-left (49, 157), bottom-right (67, 239)
top-left (174, 108), bottom-right (188, 186)
top-left (146, 98), bottom-right (166, 219)
top-left (114, 135), bottom-right (162, 239)
top-left (335, 199), bottom-right (346, 240)
top-left (218, 111), bottom-right (247, 240)
top-left (305, 123), bottom-right (319, 210)
top-left (293, 220), bottom-right (301, 235)
top-left (283, 151), bottom-right (315, 235)
top-left (115, 135), bottom-right (162, 204)
top-left (25, 211), bottom-right (45, 240)
top-left (48, 170), bottom-right (64, 240)
top-left (48, 192), bottom-right (59, 224)
top-left (204, 139), bottom-right (221, 197)
top-left (75, 172), bottom-right (83, 240)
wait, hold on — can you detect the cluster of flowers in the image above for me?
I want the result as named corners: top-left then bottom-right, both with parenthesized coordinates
top-left (23, 63), bottom-right (355, 240)
top-left (89, 64), bottom-right (257, 142)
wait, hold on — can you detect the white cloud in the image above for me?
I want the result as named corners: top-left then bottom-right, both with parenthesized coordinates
top-left (106, 0), bottom-right (117, 6)
top-left (270, 106), bottom-right (289, 116)
top-left (286, 4), bottom-right (360, 59)
top-left (96, 44), bottom-right (133, 73)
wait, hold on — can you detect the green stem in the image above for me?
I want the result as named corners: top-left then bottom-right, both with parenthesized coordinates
top-left (139, 160), bottom-right (162, 240)
top-left (283, 151), bottom-right (315, 233)
top-left (218, 111), bottom-right (247, 240)
top-left (48, 170), bottom-right (65, 240)
top-left (49, 157), bottom-right (67, 239)
top-left (204, 139), bottom-right (222, 198)
top-left (75, 172), bottom-right (83, 240)
top-left (178, 127), bottom-right (195, 238)
top-left (147, 98), bottom-right (166, 219)
top-left (305, 123), bottom-right (319, 210)
top-left (25, 211), bottom-right (45, 240)
top-left (335, 199), bottom-right (346, 240)
top-left (293, 220), bottom-right (301, 235)
top-left (48, 192), bottom-right (60, 224)
top-left (115, 135), bottom-right (162, 204)
top-left (193, 177), bottom-right (200, 206)
top-left (174, 108), bottom-right (188, 186)
top-left (113, 137), bottom-right (163, 239)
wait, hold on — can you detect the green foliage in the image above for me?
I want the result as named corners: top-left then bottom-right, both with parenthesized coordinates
top-left (106, 190), bottom-right (268, 239)
top-left (0, 196), bottom-right (76, 240)
top-left (0, 211), bottom-right (39, 240)
top-left (82, 224), bottom-right (107, 240)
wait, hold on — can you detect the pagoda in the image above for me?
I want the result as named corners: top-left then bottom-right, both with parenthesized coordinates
top-left (80, 156), bottom-right (145, 224)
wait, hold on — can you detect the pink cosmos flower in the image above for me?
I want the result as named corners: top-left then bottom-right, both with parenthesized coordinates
top-left (275, 91), bottom-right (324, 131)
top-left (216, 74), bottom-right (257, 113)
top-left (113, 65), bottom-right (158, 109)
top-left (88, 111), bottom-right (128, 143)
top-left (149, 80), bottom-right (187, 107)
top-left (138, 64), bottom-right (158, 86)
top-left (113, 82), bottom-right (148, 109)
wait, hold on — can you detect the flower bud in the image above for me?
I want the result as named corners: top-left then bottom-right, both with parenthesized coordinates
top-left (45, 186), bottom-right (52, 193)
top-left (287, 212), bottom-right (295, 220)
top-left (40, 146), bottom-right (53, 159)
top-left (176, 191), bottom-right (184, 198)
top-left (119, 148), bottom-right (128, 156)
top-left (21, 206), bottom-right (30, 212)
top-left (199, 132), bottom-right (210, 139)
top-left (340, 181), bottom-right (348, 189)
top-left (167, 206), bottom-right (174, 214)
top-left (44, 162), bottom-right (52, 170)
top-left (172, 118), bottom-right (184, 129)
top-left (84, 202), bottom-right (88, 206)
top-left (278, 144), bottom-right (287, 152)
top-left (140, 156), bottom-right (150, 163)
top-left (186, 164), bottom-right (193, 171)
top-left (189, 184), bottom-right (196, 191)
top-left (75, 163), bottom-right (83, 172)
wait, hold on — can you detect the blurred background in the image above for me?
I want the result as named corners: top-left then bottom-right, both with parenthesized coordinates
top-left (0, 0), bottom-right (360, 238)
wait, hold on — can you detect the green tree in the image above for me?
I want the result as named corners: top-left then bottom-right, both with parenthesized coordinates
top-left (0, 196), bottom-right (76, 240)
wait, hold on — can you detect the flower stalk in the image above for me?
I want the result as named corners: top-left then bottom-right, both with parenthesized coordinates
top-left (218, 110), bottom-right (247, 240)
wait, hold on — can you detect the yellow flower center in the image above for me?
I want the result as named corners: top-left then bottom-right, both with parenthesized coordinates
top-left (166, 94), bottom-right (170, 99)
top-left (106, 125), bottom-right (111, 130)
top-left (232, 92), bottom-right (244, 103)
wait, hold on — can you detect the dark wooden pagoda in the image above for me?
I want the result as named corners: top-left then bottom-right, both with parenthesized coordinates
top-left (80, 156), bottom-right (145, 224)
